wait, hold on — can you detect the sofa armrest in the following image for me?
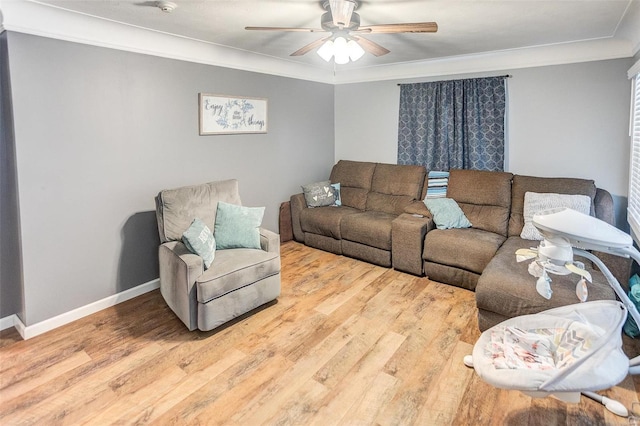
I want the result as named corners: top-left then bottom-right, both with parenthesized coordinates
top-left (159, 241), bottom-right (204, 331)
top-left (594, 188), bottom-right (615, 226)
top-left (591, 251), bottom-right (633, 291)
top-left (392, 213), bottom-right (433, 276)
top-left (591, 188), bottom-right (632, 285)
top-left (259, 227), bottom-right (280, 254)
top-left (404, 200), bottom-right (432, 218)
top-left (290, 193), bottom-right (307, 242)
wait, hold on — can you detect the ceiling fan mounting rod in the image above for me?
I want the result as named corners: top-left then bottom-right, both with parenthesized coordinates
top-left (321, 10), bottom-right (360, 32)
top-left (324, 0), bottom-right (358, 30)
top-left (322, 0), bottom-right (358, 10)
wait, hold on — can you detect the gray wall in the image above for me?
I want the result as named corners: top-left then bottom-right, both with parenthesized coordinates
top-left (3, 30), bottom-right (635, 326)
top-left (0, 31), bottom-right (24, 320)
top-left (335, 59), bottom-right (633, 229)
top-left (5, 32), bottom-right (335, 325)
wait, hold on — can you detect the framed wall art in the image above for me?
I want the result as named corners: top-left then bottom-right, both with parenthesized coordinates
top-left (199, 94), bottom-right (268, 135)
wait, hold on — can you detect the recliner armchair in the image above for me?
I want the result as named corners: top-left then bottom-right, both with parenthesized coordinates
top-left (154, 179), bottom-right (281, 331)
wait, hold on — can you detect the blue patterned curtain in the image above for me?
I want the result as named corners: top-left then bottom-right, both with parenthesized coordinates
top-left (397, 76), bottom-right (506, 171)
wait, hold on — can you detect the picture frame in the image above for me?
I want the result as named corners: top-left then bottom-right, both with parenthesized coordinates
top-left (199, 93), bottom-right (268, 135)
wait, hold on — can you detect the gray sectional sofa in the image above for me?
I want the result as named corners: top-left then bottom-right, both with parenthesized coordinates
top-left (416, 169), bottom-right (629, 331)
top-left (290, 161), bottom-right (630, 330)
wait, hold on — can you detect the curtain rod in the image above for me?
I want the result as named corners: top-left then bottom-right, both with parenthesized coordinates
top-left (397, 74), bottom-right (512, 86)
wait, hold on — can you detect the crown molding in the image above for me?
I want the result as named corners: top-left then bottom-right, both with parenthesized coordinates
top-left (617, 0), bottom-right (640, 56)
top-left (0, 0), bottom-right (335, 84)
top-left (333, 37), bottom-right (635, 84)
top-left (0, 0), bottom-right (636, 85)
top-left (630, 59), bottom-right (640, 78)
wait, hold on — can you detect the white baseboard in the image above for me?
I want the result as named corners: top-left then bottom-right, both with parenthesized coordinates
top-left (0, 279), bottom-right (160, 340)
top-left (0, 314), bottom-right (18, 331)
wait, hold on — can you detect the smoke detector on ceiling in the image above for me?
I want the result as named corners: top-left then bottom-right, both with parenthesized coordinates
top-left (156, 1), bottom-right (177, 13)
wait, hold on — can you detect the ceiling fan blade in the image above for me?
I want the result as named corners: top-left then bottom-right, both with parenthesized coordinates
top-left (354, 36), bottom-right (390, 57)
top-left (290, 37), bottom-right (331, 56)
top-left (245, 26), bottom-right (325, 32)
top-left (359, 22), bottom-right (438, 34)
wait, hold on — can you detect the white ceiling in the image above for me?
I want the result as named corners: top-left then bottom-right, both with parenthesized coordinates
top-left (1, 0), bottom-right (639, 83)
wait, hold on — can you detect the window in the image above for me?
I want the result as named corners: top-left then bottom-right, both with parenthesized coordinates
top-left (629, 60), bottom-right (640, 243)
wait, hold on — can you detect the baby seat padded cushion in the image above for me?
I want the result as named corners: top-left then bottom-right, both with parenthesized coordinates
top-left (472, 300), bottom-right (628, 393)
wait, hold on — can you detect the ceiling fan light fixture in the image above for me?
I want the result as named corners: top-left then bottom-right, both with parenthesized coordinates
top-left (333, 36), bottom-right (350, 64)
top-left (329, 0), bottom-right (356, 28)
top-left (317, 36), bottom-right (363, 64)
top-left (317, 40), bottom-right (335, 62)
top-left (347, 39), bottom-right (365, 61)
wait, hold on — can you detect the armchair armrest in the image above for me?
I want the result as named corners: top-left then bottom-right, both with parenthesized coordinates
top-left (158, 241), bottom-right (204, 331)
top-left (259, 227), bottom-right (280, 254)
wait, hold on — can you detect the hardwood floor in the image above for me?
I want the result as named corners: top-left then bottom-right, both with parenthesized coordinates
top-left (1, 241), bottom-right (640, 425)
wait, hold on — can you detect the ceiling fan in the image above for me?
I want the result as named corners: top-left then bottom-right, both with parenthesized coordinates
top-left (245, 0), bottom-right (438, 64)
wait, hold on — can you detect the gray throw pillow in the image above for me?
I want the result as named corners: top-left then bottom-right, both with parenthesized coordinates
top-left (214, 201), bottom-right (264, 249)
top-left (521, 192), bottom-right (591, 240)
top-left (302, 180), bottom-right (336, 208)
top-left (182, 218), bottom-right (216, 269)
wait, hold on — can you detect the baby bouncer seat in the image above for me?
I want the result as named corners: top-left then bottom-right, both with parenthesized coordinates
top-left (465, 208), bottom-right (640, 417)
top-left (471, 300), bottom-right (628, 404)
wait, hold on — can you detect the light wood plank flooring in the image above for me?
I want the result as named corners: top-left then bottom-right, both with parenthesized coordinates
top-left (1, 241), bottom-right (640, 425)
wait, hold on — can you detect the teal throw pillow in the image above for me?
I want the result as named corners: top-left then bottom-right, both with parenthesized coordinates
top-left (331, 183), bottom-right (341, 206)
top-left (214, 201), bottom-right (265, 249)
top-left (182, 218), bottom-right (216, 269)
top-left (424, 198), bottom-right (472, 230)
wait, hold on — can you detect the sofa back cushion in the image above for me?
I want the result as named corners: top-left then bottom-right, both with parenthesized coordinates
top-left (447, 169), bottom-right (513, 236)
top-left (330, 160), bottom-right (376, 210)
top-left (508, 175), bottom-right (597, 237)
top-left (155, 179), bottom-right (242, 243)
top-left (366, 163), bottom-right (427, 215)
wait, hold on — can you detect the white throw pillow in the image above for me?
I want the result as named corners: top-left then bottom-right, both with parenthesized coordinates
top-left (520, 192), bottom-right (591, 240)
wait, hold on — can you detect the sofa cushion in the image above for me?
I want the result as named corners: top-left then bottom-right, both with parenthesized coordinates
top-left (195, 248), bottom-right (280, 304)
top-left (508, 175), bottom-right (597, 237)
top-left (366, 192), bottom-right (416, 216)
top-left (365, 163), bottom-right (426, 215)
top-left (300, 205), bottom-right (360, 239)
top-left (329, 160), bottom-right (376, 210)
top-left (447, 169), bottom-right (513, 236)
top-left (371, 163), bottom-right (426, 198)
top-left (423, 228), bottom-right (506, 274)
top-left (476, 236), bottom-right (615, 320)
top-left (342, 240), bottom-right (392, 267)
top-left (156, 179), bottom-right (242, 243)
top-left (423, 261), bottom-right (482, 291)
top-left (341, 211), bottom-right (395, 250)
